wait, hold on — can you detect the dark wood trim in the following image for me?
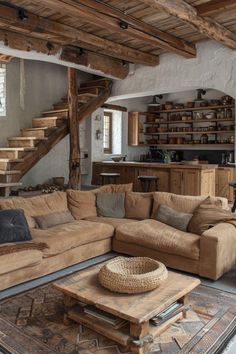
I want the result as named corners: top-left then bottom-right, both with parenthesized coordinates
top-left (68, 68), bottom-right (80, 190)
top-left (103, 111), bottom-right (113, 154)
top-left (196, 0), bottom-right (236, 16)
top-left (102, 104), bottom-right (127, 112)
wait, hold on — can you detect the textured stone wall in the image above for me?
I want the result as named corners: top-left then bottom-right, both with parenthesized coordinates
top-left (0, 64), bottom-right (6, 116)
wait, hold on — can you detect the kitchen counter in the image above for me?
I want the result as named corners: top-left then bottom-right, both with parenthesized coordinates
top-left (100, 161), bottom-right (218, 170)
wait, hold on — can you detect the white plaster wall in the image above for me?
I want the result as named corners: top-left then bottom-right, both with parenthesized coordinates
top-left (110, 41), bottom-right (236, 101)
top-left (0, 58), bottom-right (91, 186)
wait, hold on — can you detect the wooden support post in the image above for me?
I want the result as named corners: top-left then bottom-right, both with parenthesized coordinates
top-left (68, 67), bottom-right (80, 189)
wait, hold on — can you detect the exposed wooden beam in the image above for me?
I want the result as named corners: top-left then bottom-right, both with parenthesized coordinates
top-left (0, 29), bottom-right (128, 79)
top-left (140, 0), bottom-right (236, 50)
top-left (102, 104), bottom-right (127, 112)
top-left (196, 0), bottom-right (236, 17)
top-left (68, 68), bottom-right (80, 190)
top-left (61, 46), bottom-right (129, 80)
top-left (33, 0), bottom-right (196, 58)
top-left (0, 4), bottom-right (159, 66)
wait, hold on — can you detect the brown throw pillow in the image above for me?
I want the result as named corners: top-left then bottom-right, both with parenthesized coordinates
top-left (156, 204), bottom-right (193, 232)
top-left (67, 190), bottom-right (97, 220)
top-left (34, 211), bottom-right (74, 229)
top-left (125, 192), bottom-right (153, 220)
top-left (188, 197), bottom-right (234, 235)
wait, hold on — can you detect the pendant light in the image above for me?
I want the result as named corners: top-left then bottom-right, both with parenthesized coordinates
top-left (194, 89), bottom-right (206, 103)
top-left (148, 94), bottom-right (163, 107)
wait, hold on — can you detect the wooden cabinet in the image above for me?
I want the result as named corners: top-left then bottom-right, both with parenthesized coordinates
top-left (92, 163), bottom-right (135, 186)
top-left (216, 167), bottom-right (235, 201)
top-left (170, 168), bottom-right (215, 196)
top-left (170, 169), bottom-right (200, 196)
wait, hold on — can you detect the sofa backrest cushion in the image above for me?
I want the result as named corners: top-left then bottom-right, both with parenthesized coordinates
top-left (0, 192), bottom-right (68, 228)
top-left (125, 192), bottom-right (153, 220)
top-left (151, 192), bottom-right (228, 218)
top-left (67, 190), bottom-right (97, 220)
top-left (67, 183), bottom-right (133, 220)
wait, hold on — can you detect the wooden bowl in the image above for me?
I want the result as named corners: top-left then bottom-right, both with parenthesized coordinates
top-left (112, 156), bottom-right (122, 162)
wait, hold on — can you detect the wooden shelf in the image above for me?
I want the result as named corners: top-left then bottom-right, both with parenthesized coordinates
top-left (143, 130), bottom-right (234, 136)
top-left (144, 118), bottom-right (235, 125)
top-left (144, 104), bottom-right (235, 114)
top-left (138, 144), bottom-right (234, 149)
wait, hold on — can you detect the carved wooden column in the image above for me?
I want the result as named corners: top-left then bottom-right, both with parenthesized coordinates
top-left (68, 67), bottom-right (80, 189)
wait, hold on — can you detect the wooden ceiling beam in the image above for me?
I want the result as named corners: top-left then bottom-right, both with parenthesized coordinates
top-left (0, 4), bottom-right (159, 66)
top-left (0, 54), bottom-right (13, 62)
top-left (140, 0), bottom-right (236, 50)
top-left (196, 0), bottom-right (236, 17)
top-left (0, 29), bottom-right (129, 79)
top-left (33, 0), bottom-right (196, 58)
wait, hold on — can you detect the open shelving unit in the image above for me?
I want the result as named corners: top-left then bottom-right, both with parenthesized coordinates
top-left (128, 103), bottom-right (235, 150)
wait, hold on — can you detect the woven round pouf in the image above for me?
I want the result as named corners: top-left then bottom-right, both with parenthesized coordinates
top-left (98, 257), bottom-right (168, 294)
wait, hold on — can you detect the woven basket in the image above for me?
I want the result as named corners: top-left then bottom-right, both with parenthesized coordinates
top-left (98, 257), bottom-right (168, 294)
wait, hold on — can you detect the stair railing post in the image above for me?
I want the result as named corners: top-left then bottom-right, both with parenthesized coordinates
top-left (68, 67), bottom-right (81, 189)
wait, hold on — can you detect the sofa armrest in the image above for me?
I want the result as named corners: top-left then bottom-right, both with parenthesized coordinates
top-left (199, 223), bottom-right (236, 280)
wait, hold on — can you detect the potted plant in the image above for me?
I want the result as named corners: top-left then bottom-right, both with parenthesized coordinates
top-left (159, 150), bottom-right (175, 163)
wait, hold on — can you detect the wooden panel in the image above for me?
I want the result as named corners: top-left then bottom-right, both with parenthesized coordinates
top-left (136, 167), bottom-right (169, 192)
top-left (200, 169), bottom-right (215, 196)
top-left (170, 169), bottom-right (183, 194)
top-left (216, 167), bottom-right (235, 201)
top-left (183, 170), bottom-right (200, 196)
top-left (128, 112), bottom-right (140, 146)
top-left (91, 163), bottom-right (136, 186)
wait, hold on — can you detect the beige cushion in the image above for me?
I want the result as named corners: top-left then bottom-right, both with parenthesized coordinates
top-left (188, 197), bottom-right (234, 235)
top-left (151, 192), bottom-right (228, 218)
top-left (125, 192), bottom-right (153, 220)
top-left (34, 211), bottom-right (75, 229)
top-left (115, 219), bottom-right (200, 260)
top-left (0, 192), bottom-right (68, 228)
top-left (31, 220), bottom-right (114, 257)
top-left (0, 250), bottom-right (42, 275)
top-left (67, 189), bottom-right (97, 220)
top-left (96, 192), bottom-right (125, 218)
top-left (95, 183), bottom-right (133, 193)
top-left (84, 216), bottom-right (137, 228)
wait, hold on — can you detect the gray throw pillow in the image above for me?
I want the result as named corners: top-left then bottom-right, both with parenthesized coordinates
top-left (156, 204), bottom-right (193, 232)
top-left (0, 209), bottom-right (32, 243)
top-left (34, 211), bottom-right (75, 229)
top-left (96, 192), bottom-right (125, 218)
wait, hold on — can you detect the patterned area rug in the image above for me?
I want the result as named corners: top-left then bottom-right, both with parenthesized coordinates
top-left (0, 283), bottom-right (235, 354)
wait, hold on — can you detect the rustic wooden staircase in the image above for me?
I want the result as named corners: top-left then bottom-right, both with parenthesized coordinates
top-left (0, 78), bottom-right (112, 196)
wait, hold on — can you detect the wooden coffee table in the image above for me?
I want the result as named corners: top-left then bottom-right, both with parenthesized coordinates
top-left (53, 262), bottom-right (200, 354)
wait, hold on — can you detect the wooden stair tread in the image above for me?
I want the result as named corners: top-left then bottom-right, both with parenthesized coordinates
top-left (0, 170), bottom-right (21, 175)
top-left (0, 147), bottom-right (37, 151)
top-left (22, 127), bottom-right (52, 131)
top-left (0, 158), bottom-right (24, 162)
top-left (43, 109), bottom-right (69, 114)
top-left (8, 137), bottom-right (47, 140)
top-left (0, 182), bottom-right (22, 187)
top-left (34, 116), bottom-right (65, 120)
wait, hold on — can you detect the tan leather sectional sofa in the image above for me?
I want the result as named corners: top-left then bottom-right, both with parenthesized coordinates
top-left (0, 184), bottom-right (235, 291)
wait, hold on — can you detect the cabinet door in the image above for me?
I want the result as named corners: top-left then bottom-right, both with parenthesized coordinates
top-left (170, 169), bottom-right (183, 195)
top-left (136, 168), bottom-right (170, 192)
top-left (216, 168), bottom-right (232, 200)
top-left (183, 170), bottom-right (200, 196)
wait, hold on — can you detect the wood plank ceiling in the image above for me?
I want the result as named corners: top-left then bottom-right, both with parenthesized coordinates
top-left (0, 0), bottom-right (236, 78)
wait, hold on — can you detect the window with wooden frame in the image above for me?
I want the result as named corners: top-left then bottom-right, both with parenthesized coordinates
top-left (103, 111), bottom-right (113, 154)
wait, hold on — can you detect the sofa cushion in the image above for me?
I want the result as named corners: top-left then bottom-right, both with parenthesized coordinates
top-left (96, 192), bottom-right (125, 218)
top-left (151, 192), bottom-right (228, 219)
top-left (0, 209), bottom-right (32, 243)
top-left (0, 192), bottom-right (68, 228)
top-left (84, 216), bottom-right (137, 228)
top-left (156, 204), bottom-right (192, 232)
top-left (115, 219), bottom-right (200, 260)
top-left (0, 250), bottom-right (42, 275)
top-left (67, 189), bottom-right (97, 220)
top-left (125, 192), bottom-right (153, 220)
top-left (34, 211), bottom-right (75, 229)
top-left (31, 220), bottom-right (114, 257)
top-left (95, 183), bottom-right (133, 193)
top-left (188, 197), bottom-right (234, 235)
